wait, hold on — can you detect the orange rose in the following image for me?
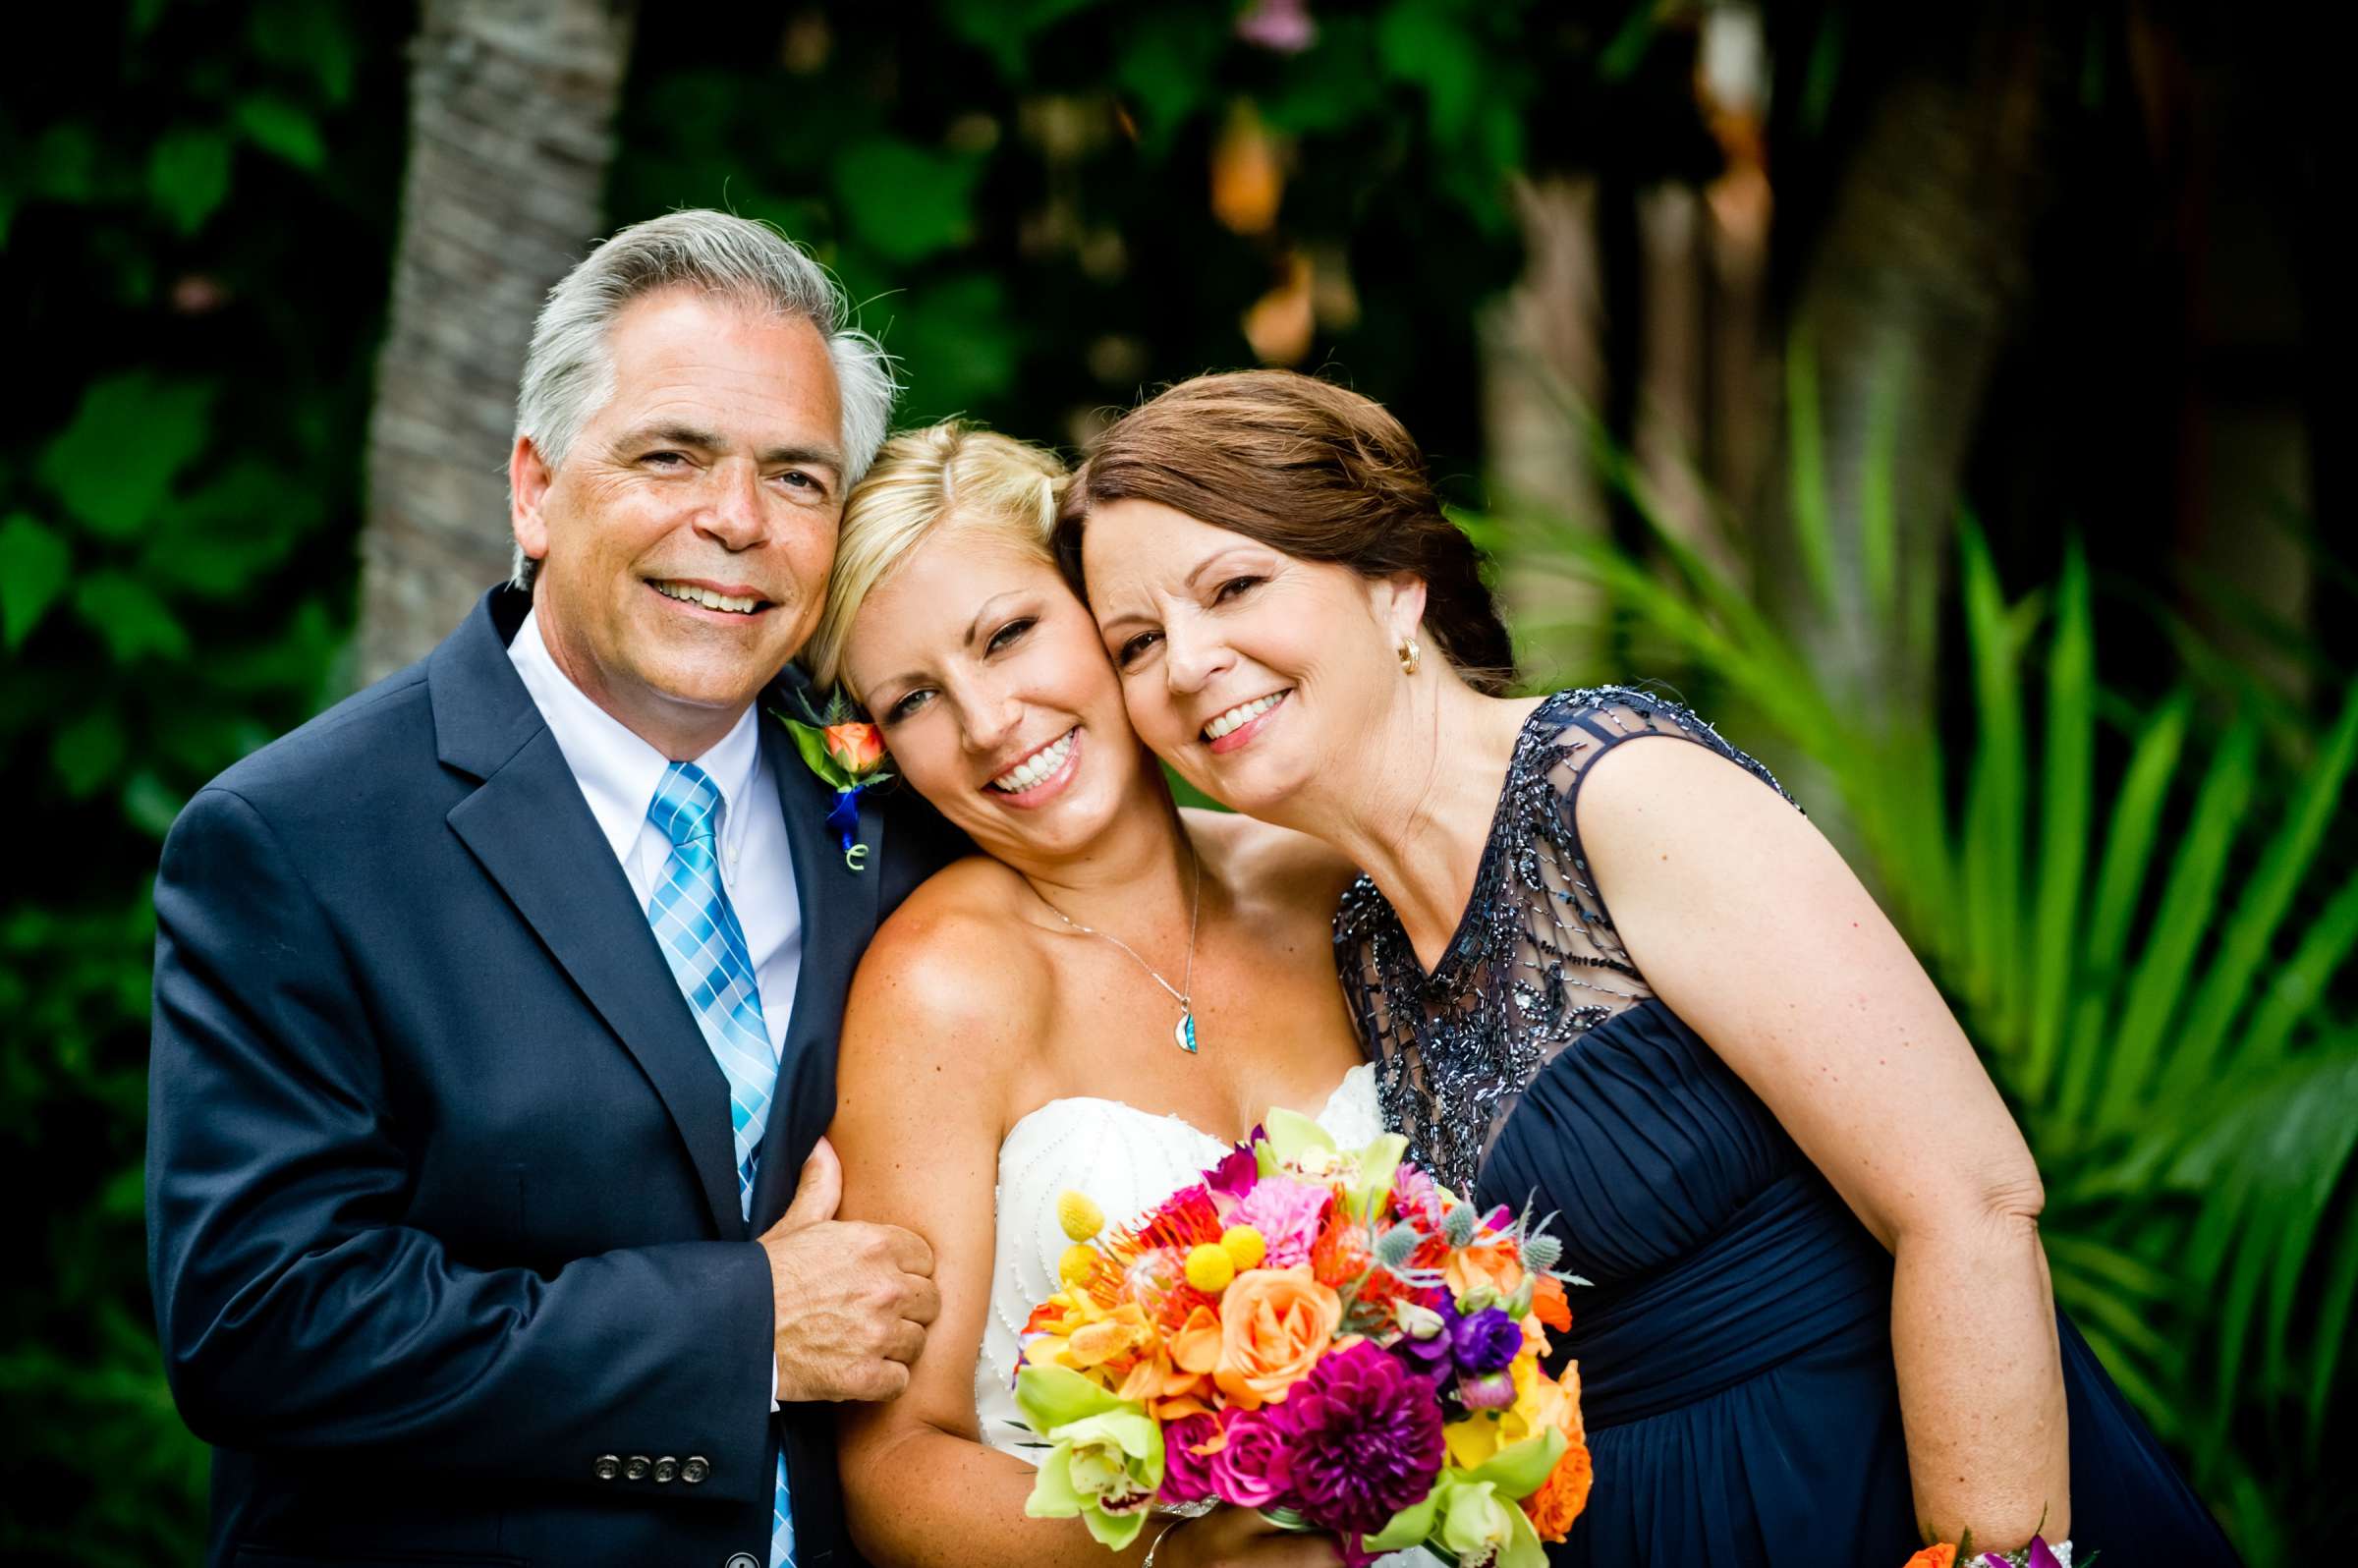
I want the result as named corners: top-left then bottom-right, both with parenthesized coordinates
top-left (1444, 1238), bottom-right (1525, 1301)
top-left (1522, 1439), bottom-right (1594, 1541)
top-left (823, 721), bottom-right (885, 773)
top-left (1531, 1272), bottom-right (1573, 1332)
top-left (1900, 1548), bottom-right (1957, 1568)
top-left (1212, 1264), bottom-right (1340, 1409)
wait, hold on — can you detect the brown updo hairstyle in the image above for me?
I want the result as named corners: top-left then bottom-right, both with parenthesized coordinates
top-left (1053, 370), bottom-right (1517, 696)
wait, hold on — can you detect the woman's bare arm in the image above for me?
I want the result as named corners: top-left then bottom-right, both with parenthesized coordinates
top-left (1577, 736), bottom-right (2067, 1549)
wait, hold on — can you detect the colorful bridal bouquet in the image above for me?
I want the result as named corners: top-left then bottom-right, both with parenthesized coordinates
top-left (1011, 1109), bottom-right (1593, 1566)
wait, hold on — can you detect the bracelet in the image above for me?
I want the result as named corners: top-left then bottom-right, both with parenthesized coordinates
top-left (1141, 1518), bottom-right (1184, 1568)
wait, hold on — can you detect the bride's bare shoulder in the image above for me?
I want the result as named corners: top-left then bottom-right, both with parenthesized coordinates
top-left (842, 854), bottom-right (1051, 1074)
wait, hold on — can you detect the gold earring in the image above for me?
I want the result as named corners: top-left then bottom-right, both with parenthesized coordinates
top-left (1397, 636), bottom-right (1421, 676)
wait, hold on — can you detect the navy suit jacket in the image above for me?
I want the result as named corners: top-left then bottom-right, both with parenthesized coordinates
top-left (146, 587), bottom-right (960, 1568)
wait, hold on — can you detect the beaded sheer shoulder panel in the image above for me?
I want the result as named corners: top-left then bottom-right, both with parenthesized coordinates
top-left (1334, 686), bottom-right (1798, 1195)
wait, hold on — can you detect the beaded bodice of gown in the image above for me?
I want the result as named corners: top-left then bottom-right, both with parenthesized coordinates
top-left (973, 1064), bottom-right (1386, 1457)
top-left (1335, 685), bottom-right (1794, 1203)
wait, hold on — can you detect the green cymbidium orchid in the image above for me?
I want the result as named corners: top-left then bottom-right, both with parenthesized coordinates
top-left (1359, 1427), bottom-right (1566, 1566)
top-left (1015, 1365), bottom-right (1165, 1549)
top-left (1434, 1475), bottom-right (1549, 1568)
top-left (1256, 1112), bottom-right (1409, 1220)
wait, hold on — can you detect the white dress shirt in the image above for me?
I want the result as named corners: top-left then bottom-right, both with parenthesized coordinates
top-left (506, 609), bottom-right (803, 1063)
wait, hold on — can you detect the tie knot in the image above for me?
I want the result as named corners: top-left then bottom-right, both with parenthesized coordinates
top-left (647, 760), bottom-right (724, 849)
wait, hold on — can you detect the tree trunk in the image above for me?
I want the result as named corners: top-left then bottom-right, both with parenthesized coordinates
top-left (357, 0), bottom-right (637, 686)
top-left (1768, 28), bottom-right (2059, 725)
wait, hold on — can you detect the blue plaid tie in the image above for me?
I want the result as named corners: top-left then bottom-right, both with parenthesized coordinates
top-left (644, 761), bottom-right (796, 1568)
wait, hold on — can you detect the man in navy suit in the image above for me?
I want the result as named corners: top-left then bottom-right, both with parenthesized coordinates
top-left (147, 211), bottom-right (959, 1567)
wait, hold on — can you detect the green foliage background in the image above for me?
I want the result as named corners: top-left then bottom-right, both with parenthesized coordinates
top-left (0, 2), bottom-right (2346, 1563)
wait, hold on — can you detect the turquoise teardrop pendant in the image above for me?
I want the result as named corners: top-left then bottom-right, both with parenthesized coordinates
top-left (1174, 1011), bottom-right (1199, 1054)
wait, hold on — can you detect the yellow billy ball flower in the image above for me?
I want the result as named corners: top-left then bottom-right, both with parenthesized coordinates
top-left (1057, 1190), bottom-right (1106, 1242)
top-left (1184, 1242), bottom-right (1237, 1292)
top-left (1220, 1224), bottom-right (1267, 1270)
top-left (1058, 1243), bottom-right (1100, 1289)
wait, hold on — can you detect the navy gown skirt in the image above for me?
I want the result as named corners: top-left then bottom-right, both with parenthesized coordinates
top-left (1473, 998), bottom-right (2242, 1567)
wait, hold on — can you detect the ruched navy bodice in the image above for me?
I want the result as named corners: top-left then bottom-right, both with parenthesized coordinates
top-left (1480, 1001), bottom-right (1894, 1430)
top-left (1337, 688), bottom-right (2240, 1566)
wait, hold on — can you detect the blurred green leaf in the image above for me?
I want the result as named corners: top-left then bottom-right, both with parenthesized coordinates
top-left (49, 709), bottom-right (127, 799)
top-left (831, 140), bottom-right (984, 264)
top-left (1597, 0), bottom-right (1662, 83)
top-left (248, 0), bottom-right (359, 103)
top-left (146, 127), bottom-right (233, 236)
top-left (140, 459), bottom-right (316, 596)
top-left (937, 0), bottom-right (1103, 81)
top-left (0, 513), bottom-right (73, 651)
top-left (882, 272), bottom-right (1024, 419)
top-left (36, 373), bottom-right (215, 540)
top-left (1113, 10), bottom-right (1223, 152)
top-left (234, 94), bottom-right (327, 171)
top-left (73, 571), bottom-right (192, 665)
top-left (1377, 0), bottom-right (1484, 141)
top-left (33, 122), bottom-right (100, 201)
top-left (1260, 18), bottom-right (1388, 136)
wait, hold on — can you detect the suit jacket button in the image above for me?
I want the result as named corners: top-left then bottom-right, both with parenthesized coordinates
top-left (592, 1454), bottom-right (620, 1482)
top-left (624, 1454), bottom-right (652, 1482)
top-left (653, 1456), bottom-right (679, 1483)
top-left (726, 1555), bottom-right (760, 1568)
top-left (681, 1456), bottom-right (710, 1484)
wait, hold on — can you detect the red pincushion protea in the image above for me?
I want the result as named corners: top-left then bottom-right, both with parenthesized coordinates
top-left (1093, 1185), bottom-right (1225, 1329)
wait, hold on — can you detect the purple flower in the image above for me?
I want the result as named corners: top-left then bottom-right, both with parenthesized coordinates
top-left (1157, 1412), bottom-right (1222, 1507)
top-left (1456, 1370), bottom-right (1516, 1410)
top-left (1260, 1340), bottom-right (1446, 1538)
top-left (1450, 1306), bottom-right (1523, 1375)
top-left (1207, 1141), bottom-right (1259, 1199)
top-left (1386, 1291), bottom-right (1456, 1383)
top-left (1210, 1408), bottom-right (1295, 1510)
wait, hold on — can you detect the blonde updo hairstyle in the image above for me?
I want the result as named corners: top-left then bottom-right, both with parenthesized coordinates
top-left (803, 420), bottom-right (1069, 699)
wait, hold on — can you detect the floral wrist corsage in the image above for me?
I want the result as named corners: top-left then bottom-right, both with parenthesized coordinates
top-left (1906, 1535), bottom-right (2075, 1568)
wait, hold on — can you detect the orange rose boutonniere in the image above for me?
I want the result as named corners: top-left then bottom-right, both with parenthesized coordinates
top-left (775, 689), bottom-right (895, 871)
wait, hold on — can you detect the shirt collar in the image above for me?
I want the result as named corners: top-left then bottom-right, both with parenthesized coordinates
top-left (506, 607), bottom-right (764, 864)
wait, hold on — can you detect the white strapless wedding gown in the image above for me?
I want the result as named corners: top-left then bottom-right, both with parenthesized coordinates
top-left (975, 1064), bottom-right (1443, 1566)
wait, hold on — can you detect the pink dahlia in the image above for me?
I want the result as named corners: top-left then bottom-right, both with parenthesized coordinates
top-left (1261, 1340), bottom-right (1446, 1537)
top-left (1235, 1177), bottom-right (1331, 1268)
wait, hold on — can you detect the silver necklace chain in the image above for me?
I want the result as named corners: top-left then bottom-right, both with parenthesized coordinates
top-left (1032, 834), bottom-right (1203, 1052)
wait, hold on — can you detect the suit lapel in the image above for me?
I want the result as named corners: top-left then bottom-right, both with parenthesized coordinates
top-left (432, 590), bottom-right (746, 1240)
top-left (748, 704), bottom-right (882, 1229)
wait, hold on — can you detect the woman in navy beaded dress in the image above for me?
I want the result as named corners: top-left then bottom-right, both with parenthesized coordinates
top-left (1052, 370), bottom-right (2240, 1568)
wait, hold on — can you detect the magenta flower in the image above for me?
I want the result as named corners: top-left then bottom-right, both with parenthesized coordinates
top-left (1983, 1541), bottom-right (2063, 1568)
top-left (1207, 1140), bottom-right (1259, 1199)
top-left (1209, 1408), bottom-right (1295, 1510)
top-left (1157, 1412), bottom-right (1221, 1507)
top-left (1236, 1176), bottom-right (1332, 1268)
top-left (1260, 1340), bottom-right (1446, 1537)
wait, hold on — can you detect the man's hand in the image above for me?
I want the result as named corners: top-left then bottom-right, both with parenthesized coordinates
top-left (758, 1137), bottom-right (940, 1403)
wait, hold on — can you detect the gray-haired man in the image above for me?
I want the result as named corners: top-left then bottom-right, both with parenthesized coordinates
top-left (147, 211), bottom-right (959, 1568)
